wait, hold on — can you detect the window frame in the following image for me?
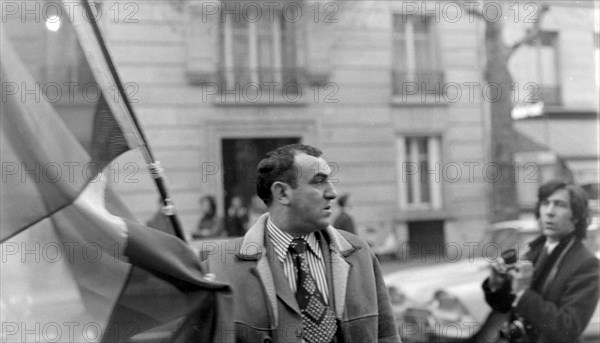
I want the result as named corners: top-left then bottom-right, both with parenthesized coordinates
top-left (529, 30), bottom-right (561, 106)
top-left (396, 134), bottom-right (443, 211)
top-left (391, 13), bottom-right (444, 97)
top-left (219, 6), bottom-right (298, 89)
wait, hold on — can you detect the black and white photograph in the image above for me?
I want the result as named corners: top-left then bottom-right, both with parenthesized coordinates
top-left (1, 0), bottom-right (598, 342)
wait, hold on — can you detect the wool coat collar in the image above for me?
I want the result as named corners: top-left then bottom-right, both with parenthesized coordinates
top-left (235, 213), bottom-right (360, 326)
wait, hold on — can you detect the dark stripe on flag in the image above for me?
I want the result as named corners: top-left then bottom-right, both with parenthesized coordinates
top-left (90, 95), bottom-right (131, 169)
top-left (101, 220), bottom-right (233, 343)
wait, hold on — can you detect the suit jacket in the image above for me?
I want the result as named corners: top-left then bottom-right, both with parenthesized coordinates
top-left (483, 234), bottom-right (599, 343)
top-left (204, 214), bottom-right (401, 343)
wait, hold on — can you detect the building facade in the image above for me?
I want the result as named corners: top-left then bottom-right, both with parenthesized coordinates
top-left (6, 0), bottom-right (596, 255)
top-left (508, 1), bottom-right (599, 211)
top-left (101, 0), bottom-right (492, 251)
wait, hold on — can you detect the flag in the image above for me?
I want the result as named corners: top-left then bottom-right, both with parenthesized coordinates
top-left (0, 2), bottom-right (233, 342)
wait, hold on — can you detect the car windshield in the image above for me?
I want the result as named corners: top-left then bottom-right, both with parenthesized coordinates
top-left (478, 227), bottom-right (539, 259)
top-left (479, 220), bottom-right (599, 260)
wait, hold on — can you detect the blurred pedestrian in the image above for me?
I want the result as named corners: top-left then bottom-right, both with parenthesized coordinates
top-left (193, 195), bottom-right (224, 239)
top-left (482, 180), bottom-right (599, 343)
top-left (332, 193), bottom-right (356, 234)
top-left (225, 195), bottom-right (248, 237)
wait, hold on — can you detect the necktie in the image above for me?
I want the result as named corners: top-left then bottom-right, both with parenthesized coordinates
top-left (289, 238), bottom-right (337, 343)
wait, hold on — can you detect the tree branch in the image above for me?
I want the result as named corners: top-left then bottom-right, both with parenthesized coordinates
top-left (508, 4), bottom-right (550, 56)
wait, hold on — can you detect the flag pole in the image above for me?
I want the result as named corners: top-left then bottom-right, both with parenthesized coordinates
top-left (81, 0), bottom-right (187, 242)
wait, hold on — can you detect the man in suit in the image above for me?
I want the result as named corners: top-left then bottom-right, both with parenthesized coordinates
top-left (332, 193), bottom-right (356, 234)
top-left (482, 180), bottom-right (599, 343)
top-left (204, 144), bottom-right (400, 343)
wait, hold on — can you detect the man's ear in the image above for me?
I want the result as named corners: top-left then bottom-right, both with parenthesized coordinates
top-left (271, 181), bottom-right (291, 205)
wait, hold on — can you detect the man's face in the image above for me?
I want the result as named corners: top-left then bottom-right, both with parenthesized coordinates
top-left (538, 188), bottom-right (576, 243)
top-left (287, 153), bottom-right (337, 234)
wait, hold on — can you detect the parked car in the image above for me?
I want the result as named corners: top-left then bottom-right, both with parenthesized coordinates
top-left (383, 219), bottom-right (600, 343)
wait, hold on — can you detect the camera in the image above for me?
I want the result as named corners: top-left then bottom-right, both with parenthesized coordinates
top-left (489, 249), bottom-right (521, 288)
top-left (496, 249), bottom-right (520, 274)
top-left (500, 315), bottom-right (529, 343)
top-left (493, 249), bottom-right (534, 342)
top-left (508, 315), bottom-right (528, 342)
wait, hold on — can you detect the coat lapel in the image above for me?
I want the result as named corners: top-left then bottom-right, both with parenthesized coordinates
top-left (323, 226), bottom-right (360, 319)
top-left (541, 237), bottom-right (576, 295)
top-left (238, 216), bottom-right (361, 324)
top-left (267, 245), bottom-right (301, 315)
top-left (238, 214), bottom-right (280, 326)
top-left (253, 256), bottom-right (279, 327)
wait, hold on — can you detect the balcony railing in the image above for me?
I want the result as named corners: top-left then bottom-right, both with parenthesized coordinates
top-left (217, 68), bottom-right (302, 88)
top-left (534, 85), bottom-right (562, 107)
top-left (392, 70), bottom-right (445, 96)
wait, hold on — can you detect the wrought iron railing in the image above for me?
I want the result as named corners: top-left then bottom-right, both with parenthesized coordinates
top-left (392, 70), bottom-right (445, 96)
top-left (535, 85), bottom-right (562, 106)
top-left (217, 67), bottom-right (303, 88)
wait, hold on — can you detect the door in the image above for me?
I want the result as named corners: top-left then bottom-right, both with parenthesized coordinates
top-left (407, 220), bottom-right (445, 261)
top-left (221, 137), bottom-right (300, 229)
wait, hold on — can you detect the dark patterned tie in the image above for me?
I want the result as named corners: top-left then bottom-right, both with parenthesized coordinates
top-left (289, 238), bottom-right (337, 343)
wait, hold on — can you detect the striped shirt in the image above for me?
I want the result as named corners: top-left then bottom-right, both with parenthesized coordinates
top-left (266, 217), bottom-right (330, 304)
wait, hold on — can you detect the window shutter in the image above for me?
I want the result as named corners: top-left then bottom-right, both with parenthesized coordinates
top-left (185, 1), bottom-right (218, 85)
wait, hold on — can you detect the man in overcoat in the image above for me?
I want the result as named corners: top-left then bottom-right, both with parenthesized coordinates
top-left (204, 144), bottom-right (400, 343)
top-left (483, 180), bottom-right (599, 343)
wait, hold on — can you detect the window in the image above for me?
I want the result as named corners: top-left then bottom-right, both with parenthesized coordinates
top-left (529, 31), bottom-right (561, 106)
top-left (396, 136), bottom-right (443, 210)
top-left (219, 5), bottom-right (298, 89)
top-left (392, 14), bottom-right (443, 96)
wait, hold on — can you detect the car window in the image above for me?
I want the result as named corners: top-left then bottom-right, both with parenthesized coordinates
top-left (480, 228), bottom-right (520, 252)
top-left (481, 219), bottom-right (599, 259)
top-left (478, 227), bottom-right (539, 260)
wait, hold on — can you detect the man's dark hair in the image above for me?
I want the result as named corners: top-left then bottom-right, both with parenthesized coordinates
top-left (535, 180), bottom-right (590, 240)
top-left (256, 144), bottom-right (322, 206)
